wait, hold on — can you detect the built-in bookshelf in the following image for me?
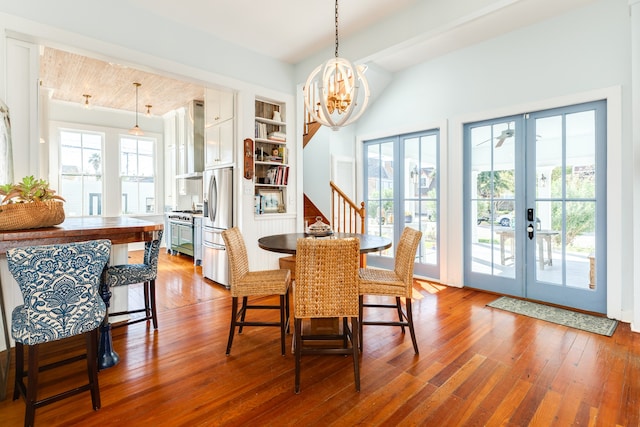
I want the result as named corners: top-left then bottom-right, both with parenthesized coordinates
top-left (254, 99), bottom-right (288, 214)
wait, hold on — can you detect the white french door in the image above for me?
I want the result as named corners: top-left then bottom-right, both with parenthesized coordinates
top-left (464, 100), bottom-right (606, 313)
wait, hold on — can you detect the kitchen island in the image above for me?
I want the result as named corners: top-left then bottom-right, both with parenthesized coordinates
top-left (0, 217), bottom-right (163, 398)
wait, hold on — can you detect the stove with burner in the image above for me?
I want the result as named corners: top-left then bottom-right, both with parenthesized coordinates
top-left (166, 209), bottom-right (202, 259)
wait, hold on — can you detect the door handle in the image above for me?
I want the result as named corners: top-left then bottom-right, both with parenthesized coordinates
top-left (527, 224), bottom-right (535, 240)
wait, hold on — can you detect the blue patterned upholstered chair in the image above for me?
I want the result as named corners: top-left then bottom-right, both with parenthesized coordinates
top-left (7, 239), bottom-right (111, 427)
top-left (104, 230), bottom-right (163, 329)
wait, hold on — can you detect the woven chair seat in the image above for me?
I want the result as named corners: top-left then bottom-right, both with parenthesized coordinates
top-left (358, 268), bottom-right (406, 297)
top-left (234, 269), bottom-right (290, 297)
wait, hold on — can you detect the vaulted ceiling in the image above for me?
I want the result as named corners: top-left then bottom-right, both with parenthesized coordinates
top-left (37, 0), bottom-right (596, 115)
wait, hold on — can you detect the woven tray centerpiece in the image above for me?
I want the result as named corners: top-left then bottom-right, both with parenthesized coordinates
top-left (0, 175), bottom-right (65, 231)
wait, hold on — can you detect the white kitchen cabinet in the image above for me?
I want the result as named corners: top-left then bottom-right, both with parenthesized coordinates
top-left (205, 119), bottom-right (234, 167)
top-left (204, 87), bottom-right (234, 128)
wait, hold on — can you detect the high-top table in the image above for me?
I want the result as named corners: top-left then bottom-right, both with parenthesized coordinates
top-left (0, 217), bottom-right (163, 399)
top-left (258, 232), bottom-right (392, 338)
top-left (258, 232), bottom-right (392, 256)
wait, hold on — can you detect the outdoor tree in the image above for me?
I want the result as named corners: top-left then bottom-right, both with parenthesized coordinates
top-left (88, 153), bottom-right (101, 174)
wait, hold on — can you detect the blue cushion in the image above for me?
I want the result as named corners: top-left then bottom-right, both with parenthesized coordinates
top-left (104, 231), bottom-right (162, 288)
top-left (7, 239), bottom-right (111, 345)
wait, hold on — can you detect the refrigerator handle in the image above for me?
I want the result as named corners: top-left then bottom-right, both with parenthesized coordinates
top-left (209, 174), bottom-right (217, 222)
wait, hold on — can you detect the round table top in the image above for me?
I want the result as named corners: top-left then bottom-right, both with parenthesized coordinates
top-left (257, 232), bottom-right (392, 255)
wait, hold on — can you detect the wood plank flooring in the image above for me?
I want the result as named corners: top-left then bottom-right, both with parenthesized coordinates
top-left (0, 250), bottom-right (638, 426)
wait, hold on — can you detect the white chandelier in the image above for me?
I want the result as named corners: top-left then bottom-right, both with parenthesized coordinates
top-left (303, 0), bottom-right (370, 131)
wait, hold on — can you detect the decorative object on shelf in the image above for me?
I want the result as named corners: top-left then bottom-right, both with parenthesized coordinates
top-left (0, 175), bottom-right (65, 230)
top-left (244, 138), bottom-right (254, 180)
top-left (272, 110), bottom-right (282, 122)
top-left (82, 94), bottom-right (92, 109)
top-left (129, 82), bottom-right (144, 136)
top-left (257, 188), bottom-right (283, 214)
top-left (303, 0), bottom-right (370, 131)
top-left (305, 216), bottom-right (333, 237)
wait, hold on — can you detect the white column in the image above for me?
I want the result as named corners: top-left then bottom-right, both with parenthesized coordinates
top-left (630, 0), bottom-right (640, 331)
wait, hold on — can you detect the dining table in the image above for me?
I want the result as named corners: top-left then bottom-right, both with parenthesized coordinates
top-left (257, 232), bottom-right (392, 257)
top-left (258, 232), bottom-right (392, 337)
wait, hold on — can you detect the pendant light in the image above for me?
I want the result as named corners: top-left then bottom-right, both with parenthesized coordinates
top-left (303, 0), bottom-right (370, 131)
top-left (82, 94), bottom-right (92, 109)
top-left (129, 82), bottom-right (144, 136)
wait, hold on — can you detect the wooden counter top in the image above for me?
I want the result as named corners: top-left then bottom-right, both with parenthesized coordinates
top-left (0, 217), bottom-right (163, 254)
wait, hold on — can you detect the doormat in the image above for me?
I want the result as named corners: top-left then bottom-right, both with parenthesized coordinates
top-left (487, 296), bottom-right (618, 336)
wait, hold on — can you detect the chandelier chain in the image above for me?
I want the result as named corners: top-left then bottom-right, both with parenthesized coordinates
top-left (334, 0), bottom-right (339, 58)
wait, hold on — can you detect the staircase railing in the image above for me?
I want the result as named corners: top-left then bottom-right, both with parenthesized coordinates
top-left (330, 181), bottom-right (367, 267)
top-left (330, 181), bottom-right (366, 234)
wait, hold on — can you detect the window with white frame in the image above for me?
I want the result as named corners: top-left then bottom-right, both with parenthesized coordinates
top-left (59, 130), bottom-right (104, 216)
top-left (120, 136), bottom-right (156, 214)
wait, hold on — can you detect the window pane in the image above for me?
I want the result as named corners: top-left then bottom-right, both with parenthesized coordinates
top-left (120, 137), bottom-right (156, 215)
top-left (59, 130), bottom-right (103, 216)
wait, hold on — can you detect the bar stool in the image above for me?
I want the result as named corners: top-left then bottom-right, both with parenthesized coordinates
top-left (7, 240), bottom-right (111, 427)
top-left (105, 230), bottom-right (163, 329)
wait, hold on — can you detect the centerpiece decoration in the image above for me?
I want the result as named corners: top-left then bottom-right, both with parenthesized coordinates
top-left (0, 175), bottom-right (65, 230)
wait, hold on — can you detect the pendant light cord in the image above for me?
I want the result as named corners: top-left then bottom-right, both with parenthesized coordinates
top-left (334, 0), bottom-right (339, 58)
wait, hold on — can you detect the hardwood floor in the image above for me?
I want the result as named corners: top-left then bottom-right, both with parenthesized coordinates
top-left (1, 250), bottom-right (639, 426)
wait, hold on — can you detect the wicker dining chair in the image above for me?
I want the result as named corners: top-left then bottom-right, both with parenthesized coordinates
top-left (294, 237), bottom-right (361, 393)
top-left (7, 240), bottom-right (111, 427)
top-left (104, 230), bottom-right (163, 329)
top-left (359, 227), bottom-right (423, 354)
top-left (222, 227), bottom-right (291, 356)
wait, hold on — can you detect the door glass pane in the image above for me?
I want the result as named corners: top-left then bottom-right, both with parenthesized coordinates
top-left (404, 134), bottom-right (437, 266)
top-left (566, 200), bottom-right (596, 289)
top-left (470, 121), bottom-right (516, 278)
top-left (535, 200), bottom-right (563, 285)
top-left (566, 111), bottom-right (596, 198)
top-left (365, 141), bottom-right (394, 256)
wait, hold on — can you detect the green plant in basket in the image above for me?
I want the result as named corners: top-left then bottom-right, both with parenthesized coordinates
top-left (0, 175), bottom-right (65, 205)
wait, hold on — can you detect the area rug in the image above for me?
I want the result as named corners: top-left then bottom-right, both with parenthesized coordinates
top-left (487, 296), bottom-right (618, 336)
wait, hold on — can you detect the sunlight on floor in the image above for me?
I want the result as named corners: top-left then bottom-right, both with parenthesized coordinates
top-left (412, 278), bottom-right (447, 299)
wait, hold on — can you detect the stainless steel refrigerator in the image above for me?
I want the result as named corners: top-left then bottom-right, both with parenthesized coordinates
top-left (202, 167), bottom-right (233, 287)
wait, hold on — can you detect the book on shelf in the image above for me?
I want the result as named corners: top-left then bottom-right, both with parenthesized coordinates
top-left (277, 146), bottom-right (288, 164)
top-left (266, 165), bottom-right (289, 185)
top-left (255, 122), bottom-right (268, 139)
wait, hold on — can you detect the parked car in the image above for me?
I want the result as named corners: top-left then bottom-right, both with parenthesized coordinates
top-left (495, 214), bottom-right (542, 229)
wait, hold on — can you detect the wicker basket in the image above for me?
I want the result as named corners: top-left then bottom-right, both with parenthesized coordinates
top-left (0, 200), bottom-right (65, 231)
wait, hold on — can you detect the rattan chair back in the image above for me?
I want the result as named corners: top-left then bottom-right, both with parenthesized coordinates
top-left (394, 227), bottom-right (423, 297)
top-left (294, 237), bottom-right (360, 319)
top-left (221, 227), bottom-right (251, 297)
